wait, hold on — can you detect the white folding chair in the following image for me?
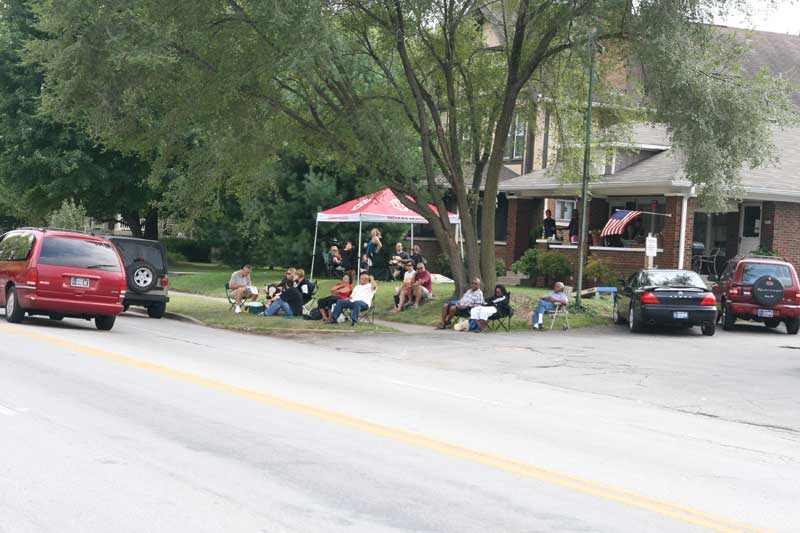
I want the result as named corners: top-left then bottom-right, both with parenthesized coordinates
top-left (547, 286), bottom-right (572, 331)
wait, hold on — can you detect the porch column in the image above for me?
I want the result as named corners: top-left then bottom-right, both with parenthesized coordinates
top-left (504, 198), bottom-right (539, 268)
top-left (661, 195), bottom-right (695, 269)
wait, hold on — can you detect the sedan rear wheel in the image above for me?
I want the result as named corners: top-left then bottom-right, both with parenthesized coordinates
top-left (701, 322), bottom-right (716, 336)
top-left (628, 306), bottom-right (642, 333)
top-left (4, 287), bottom-right (25, 323)
top-left (613, 300), bottom-right (624, 325)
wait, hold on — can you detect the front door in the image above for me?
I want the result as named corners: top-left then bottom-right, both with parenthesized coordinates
top-left (739, 202), bottom-right (762, 256)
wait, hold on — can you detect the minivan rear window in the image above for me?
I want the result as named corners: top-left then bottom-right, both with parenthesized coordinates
top-left (38, 237), bottom-right (122, 271)
top-left (741, 263), bottom-right (794, 287)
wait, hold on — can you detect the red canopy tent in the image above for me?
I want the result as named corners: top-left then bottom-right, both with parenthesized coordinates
top-left (311, 188), bottom-right (461, 278)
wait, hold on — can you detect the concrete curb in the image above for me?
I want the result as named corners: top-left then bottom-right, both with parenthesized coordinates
top-left (125, 307), bottom-right (204, 326)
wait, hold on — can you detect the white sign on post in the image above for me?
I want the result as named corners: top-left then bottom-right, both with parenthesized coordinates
top-left (645, 234), bottom-right (658, 258)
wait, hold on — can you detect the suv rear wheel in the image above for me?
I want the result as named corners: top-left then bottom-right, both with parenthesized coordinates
top-left (787, 317), bottom-right (800, 335)
top-left (95, 315), bottom-right (116, 331)
top-left (4, 286), bottom-right (25, 323)
top-left (147, 302), bottom-right (166, 319)
top-left (128, 261), bottom-right (158, 293)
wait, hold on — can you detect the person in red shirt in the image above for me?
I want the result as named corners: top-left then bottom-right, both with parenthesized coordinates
top-left (318, 272), bottom-right (353, 322)
top-left (392, 262), bottom-right (432, 312)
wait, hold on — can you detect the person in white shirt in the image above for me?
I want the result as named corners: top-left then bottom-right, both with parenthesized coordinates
top-left (531, 282), bottom-right (569, 329)
top-left (229, 265), bottom-right (257, 313)
top-left (329, 273), bottom-right (377, 326)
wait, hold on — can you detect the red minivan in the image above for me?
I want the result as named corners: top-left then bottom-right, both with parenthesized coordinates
top-left (0, 228), bottom-right (126, 330)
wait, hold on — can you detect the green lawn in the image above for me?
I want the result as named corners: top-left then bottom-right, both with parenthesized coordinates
top-left (167, 294), bottom-right (397, 334)
top-left (168, 265), bottom-right (613, 332)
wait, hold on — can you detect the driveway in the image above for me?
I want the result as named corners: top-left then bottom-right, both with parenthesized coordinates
top-left (0, 312), bottom-right (798, 532)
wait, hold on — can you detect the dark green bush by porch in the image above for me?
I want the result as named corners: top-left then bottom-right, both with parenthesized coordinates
top-left (584, 257), bottom-right (614, 285)
top-left (511, 248), bottom-right (540, 278)
top-left (538, 251), bottom-right (571, 280)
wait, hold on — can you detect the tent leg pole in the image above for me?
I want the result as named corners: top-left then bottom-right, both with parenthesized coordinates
top-left (310, 221), bottom-right (319, 281)
top-left (410, 224), bottom-right (414, 250)
top-left (358, 219), bottom-right (363, 279)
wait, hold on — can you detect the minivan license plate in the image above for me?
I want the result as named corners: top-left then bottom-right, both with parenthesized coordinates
top-left (673, 311), bottom-right (689, 319)
top-left (71, 277), bottom-right (90, 288)
top-left (757, 309), bottom-right (774, 318)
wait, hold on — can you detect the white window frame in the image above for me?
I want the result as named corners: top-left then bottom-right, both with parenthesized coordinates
top-left (504, 114), bottom-right (526, 161)
top-left (555, 199), bottom-right (576, 224)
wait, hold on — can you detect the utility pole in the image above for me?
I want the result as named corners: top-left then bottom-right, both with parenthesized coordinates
top-left (575, 35), bottom-right (597, 308)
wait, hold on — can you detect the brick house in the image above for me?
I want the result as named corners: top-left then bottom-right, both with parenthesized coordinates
top-left (410, 26), bottom-right (800, 282)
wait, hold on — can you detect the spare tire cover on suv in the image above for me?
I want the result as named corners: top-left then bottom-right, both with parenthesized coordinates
top-left (752, 275), bottom-right (784, 307)
top-left (128, 260), bottom-right (158, 293)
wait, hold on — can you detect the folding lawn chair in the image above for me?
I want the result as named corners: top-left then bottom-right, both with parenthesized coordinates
top-left (224, 283), bottom-right (237, 312)
top-left (342, 303), bottom-right (375, 325)
top-left (302, 281), bottom-right (318, 316)
top-left (488, 291), bottom-right (514, 332)
top-left (547, 286), bottom-right (572, 331)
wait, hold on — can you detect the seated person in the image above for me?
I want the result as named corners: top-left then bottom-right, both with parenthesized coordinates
top-left (267, 268), bottom-right (296, 300)
top-left (388, 242), bottom-right (412, 280)
top-left (329, 245), bottom-right (344, 273)
top-left (438, 278), bottom-right (484, 329)
top-left (531, 282), bottom-right (569, 330)
top-left (392, 262), bottom-right (432, 312)
top-left (329, 273), bottom-right (377, 326)
top-left (264, 269), bottom-right (311, 317)
top-left (393, 262), bottom-right (416, 307)
top-left (410, 244), bottom-right (427, 267)
top-left (469, 284), bottom-right (511, 332)
top-left (229, 265), bottom-right (257, 313)
top-left (318, 273), bottom-right (353, 322)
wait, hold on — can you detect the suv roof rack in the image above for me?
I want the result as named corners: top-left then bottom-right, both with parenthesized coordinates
top-left (19, 227), bottom-right (97, 236)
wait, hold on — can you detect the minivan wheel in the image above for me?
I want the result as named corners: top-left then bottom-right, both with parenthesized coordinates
top-left (722, 304), bottom-right (736, 331)
top-left (95, 315), bottom-right (116, 331)
top-left (786, 317), bottom-right (800, 335)
top-left (147, 302), bottom-right (166, 319)
top-left (4, 287), bottom-right (25, 323)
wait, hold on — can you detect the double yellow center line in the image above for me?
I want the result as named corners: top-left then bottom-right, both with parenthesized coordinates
top-left (0, 324), bottom-right (769, 532)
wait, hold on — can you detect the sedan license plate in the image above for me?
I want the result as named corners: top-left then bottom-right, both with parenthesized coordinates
top-left (673, 311), bottom-right (689, 319)
top-left (757, 309), bottom-right (774, 318)
top-left (70, 277), bottom-right (90, 288)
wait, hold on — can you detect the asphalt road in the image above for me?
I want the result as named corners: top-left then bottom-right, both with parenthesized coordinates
top-left (1, 312), bottom-right (798, 532)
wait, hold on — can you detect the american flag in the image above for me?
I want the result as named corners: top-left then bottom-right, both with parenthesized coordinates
top-left (600, 210), bottom-right (643, 237)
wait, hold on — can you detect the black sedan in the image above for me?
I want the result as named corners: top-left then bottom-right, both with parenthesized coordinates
top-left (613, 269), bottom-right (718, 335)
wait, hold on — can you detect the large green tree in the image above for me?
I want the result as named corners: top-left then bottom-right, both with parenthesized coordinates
top-left (0, 0), bottom-right (162, 238)
top-left (28, 0), bottom-right (794, 291)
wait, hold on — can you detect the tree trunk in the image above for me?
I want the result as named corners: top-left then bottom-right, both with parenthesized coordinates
top-left (143, 209), bottom-right (159, 240)
top-left (121, 211), bottom-right (143, 238)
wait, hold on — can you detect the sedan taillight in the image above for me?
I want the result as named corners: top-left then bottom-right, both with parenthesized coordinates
top-left (700, 293), bottom-right (716, 306)
top-left (640, 292), bottom-right (660, 304)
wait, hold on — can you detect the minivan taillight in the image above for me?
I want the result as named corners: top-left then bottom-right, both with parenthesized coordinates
top-left (25, 268), bottom-right (38, 287)
top-left (119, 278), bottom-right (127, 296)
top-left (640, 292), bottom-right (660, 304)
top-left (160, 276), bottom-right (169, 287)
top-left (700, 293), bottom-right (716, 306)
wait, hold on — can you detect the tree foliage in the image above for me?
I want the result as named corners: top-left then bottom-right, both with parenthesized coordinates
top-left (0, 0), bottom-right (162, 238)
top-left (26, 0), bottom-right (795, 290)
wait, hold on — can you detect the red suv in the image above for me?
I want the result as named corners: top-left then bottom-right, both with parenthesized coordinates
top-left (711, 256), bottom-right (800, 334)
top-left (0, 228), bottom-right (127, 330)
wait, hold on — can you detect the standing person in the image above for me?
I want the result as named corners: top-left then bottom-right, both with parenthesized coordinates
top-left (341, 241), bottom-right (356, 271)
top-left (329, 273), bottom-right (378, 326)
top-left (437, 278), bottom-right (485, 329)
top-left (469, 285), bottom-right (511, 332)
top-left (229, 265), bottom-right (257, 313)
top-left (568, 210), bottom-right (580, 244)
top-left (392, 262), bottom-right (432, 312)
top-left (531, 282), bottom-right (569, 330)
top-left (318, 273), bottom-right (353, 322)
top-left (362, 228), bottom-right (382, 273)
top-left (543, 209), bottom-right (557, 239)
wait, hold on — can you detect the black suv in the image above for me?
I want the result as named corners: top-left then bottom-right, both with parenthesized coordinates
top-left (107, 236), bottom-right (169, 318)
